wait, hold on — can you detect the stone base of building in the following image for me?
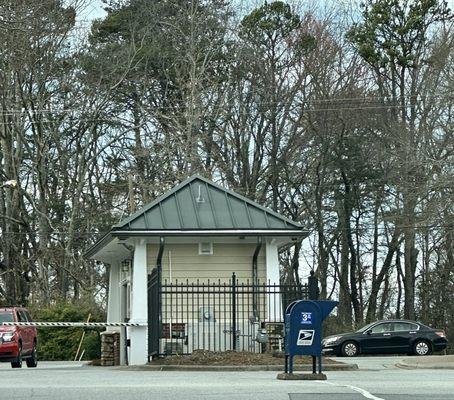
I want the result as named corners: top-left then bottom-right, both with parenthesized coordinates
top-left (100, 332), bottom-right (120, 366)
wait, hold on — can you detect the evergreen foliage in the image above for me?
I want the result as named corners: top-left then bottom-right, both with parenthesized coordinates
top-left (29, 302), bottom-right (105, 361)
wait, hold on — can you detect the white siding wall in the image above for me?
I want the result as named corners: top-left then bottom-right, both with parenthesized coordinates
top-left (146, 241), bottom-right (273, 355)
top-left (147, 242), bottom-right (265, 283)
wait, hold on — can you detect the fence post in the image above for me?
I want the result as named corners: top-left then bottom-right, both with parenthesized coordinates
top-left (231, 272), bottom-right (237, 351)
top-left (308, 270), bottom-right (320, 300)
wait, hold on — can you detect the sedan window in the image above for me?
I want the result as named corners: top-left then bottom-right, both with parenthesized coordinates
top-left (392, 322), bottom-right (419, 332)
top-left (371, 323), bottom-right (392, 333)
top-left (357, 322), bottom-right (376, 333)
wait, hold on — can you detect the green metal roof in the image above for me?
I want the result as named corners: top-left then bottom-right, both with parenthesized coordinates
top-left (113, 175), bottom-right (302, 231)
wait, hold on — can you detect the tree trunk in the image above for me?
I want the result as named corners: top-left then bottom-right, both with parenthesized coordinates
top-left (366, 230), bottom-right (400, 322)
top-left (402, 195), bottom-right (418, 320)
top-left (341, 171), bottom-right (361, 324)
top-left (338, 205), bottom-right (352, 327)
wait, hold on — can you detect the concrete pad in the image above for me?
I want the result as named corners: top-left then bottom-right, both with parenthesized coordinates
top-left (277, 372), bottom-right (327, 380)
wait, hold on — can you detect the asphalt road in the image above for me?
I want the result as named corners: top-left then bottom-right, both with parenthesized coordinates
top-left (0, 356), bottom-right (453, 400)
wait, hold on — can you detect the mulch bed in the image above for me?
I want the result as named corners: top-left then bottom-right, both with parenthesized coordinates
top-left (151, 350), bottom-right (338, 365)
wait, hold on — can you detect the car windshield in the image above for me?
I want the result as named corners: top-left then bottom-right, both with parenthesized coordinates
top-left (356, 322), bottom-right (376, 333)
top-left (0, 311), bottom-right (14, 323)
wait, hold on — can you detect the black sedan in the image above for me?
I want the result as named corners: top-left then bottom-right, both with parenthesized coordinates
top-left (322, 319), bottom-right (448, 357)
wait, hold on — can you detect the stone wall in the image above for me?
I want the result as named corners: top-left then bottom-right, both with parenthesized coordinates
top-left (100, 331), bottom-right (120, 366)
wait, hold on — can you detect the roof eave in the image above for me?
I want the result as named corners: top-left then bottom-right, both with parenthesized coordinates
top-left (111, 229), bottom-right (308, 238)
top-left (85, 228), bottom-right (308, 260)
top-left (84, 232), bottom-right (114, 259)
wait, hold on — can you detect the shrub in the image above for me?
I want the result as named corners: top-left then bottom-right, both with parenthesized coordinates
top-left (29, 302), bottom-right (105, 361)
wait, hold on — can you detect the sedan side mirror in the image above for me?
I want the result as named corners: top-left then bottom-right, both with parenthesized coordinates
top-left (366, 329), bottom-right (372, 335)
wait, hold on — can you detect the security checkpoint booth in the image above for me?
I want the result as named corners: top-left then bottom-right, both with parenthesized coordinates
top-left (86, 175), bottom-right (307, 365)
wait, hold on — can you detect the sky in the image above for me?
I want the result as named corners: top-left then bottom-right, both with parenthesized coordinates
top-left (78, 0), bottom-right (454, 21)
top-left (79, 0), bottom-right (107, 20)
top-left (77, 0), bottom-right (454, 31)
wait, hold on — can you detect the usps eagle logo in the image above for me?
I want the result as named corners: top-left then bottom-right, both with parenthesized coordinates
top-left (296, 330), bottom-right (315, 346)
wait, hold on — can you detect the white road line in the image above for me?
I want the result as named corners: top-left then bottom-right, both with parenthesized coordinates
top-left (318, 381), bottom-right (386, 400)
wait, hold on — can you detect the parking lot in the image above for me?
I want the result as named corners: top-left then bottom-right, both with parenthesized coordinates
top-left (0, 356), bottom-right (453, 400)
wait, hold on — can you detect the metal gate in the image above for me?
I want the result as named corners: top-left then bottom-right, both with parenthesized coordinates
top-left (158, 274), bottom-right (309, 355)
top-left (147, 271), bottom-right (311, 356)
top-left (147, 268), bottom-right (160, 357)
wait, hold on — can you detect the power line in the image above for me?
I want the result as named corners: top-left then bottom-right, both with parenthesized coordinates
top-left (1, 93), bottom-right (454, 113)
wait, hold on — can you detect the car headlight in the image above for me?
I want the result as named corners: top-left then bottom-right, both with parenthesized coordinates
top-left (1, 332), bottom-right (16, 342)
top-left (323, 336), bottom-right (341, 345)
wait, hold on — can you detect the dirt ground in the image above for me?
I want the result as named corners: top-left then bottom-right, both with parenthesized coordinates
top-left (151, 350), bottom-right (337, 365)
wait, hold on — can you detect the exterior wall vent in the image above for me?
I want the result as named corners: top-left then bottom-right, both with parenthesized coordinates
top-left (198, 242), bottom-right (213, 255)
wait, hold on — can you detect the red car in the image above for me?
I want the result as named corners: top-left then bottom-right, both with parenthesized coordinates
top-left (0, 307), bottom-right (38, 368)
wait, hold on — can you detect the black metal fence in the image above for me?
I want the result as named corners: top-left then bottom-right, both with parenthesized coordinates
top-left (156, 273), bottom-right (308, 356)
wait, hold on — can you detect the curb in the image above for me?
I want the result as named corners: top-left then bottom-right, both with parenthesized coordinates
top-left (277, 372), bottom-right (327, 380)
top-left (115, 363), bottom-right (358, 372)
top-left (396, 362), bottom-right (454, 370)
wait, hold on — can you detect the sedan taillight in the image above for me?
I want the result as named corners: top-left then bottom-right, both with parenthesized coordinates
top-left (435, 331), bottom-right (446, 338)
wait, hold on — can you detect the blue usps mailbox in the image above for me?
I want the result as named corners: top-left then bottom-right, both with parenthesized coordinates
top-left (284, 300), bottom-right (338, 376)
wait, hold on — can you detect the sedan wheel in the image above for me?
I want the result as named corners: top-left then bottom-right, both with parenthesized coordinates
top-left (341, 341), bottom-right (359, 357)
top-left (414, 340), bottom-right (430, 356)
